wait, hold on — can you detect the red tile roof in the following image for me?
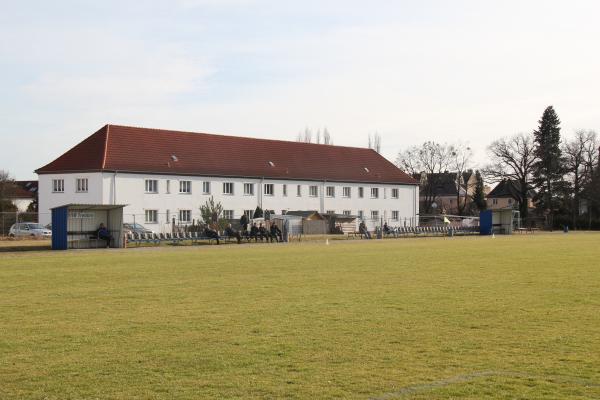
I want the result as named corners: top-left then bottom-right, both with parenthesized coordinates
top-left (36, 125), bottom-right (417, 185)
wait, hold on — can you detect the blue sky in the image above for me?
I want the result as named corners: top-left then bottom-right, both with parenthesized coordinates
top-left (2, 0), bottom-right (599, 179)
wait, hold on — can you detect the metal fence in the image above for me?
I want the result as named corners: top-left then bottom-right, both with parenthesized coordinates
top-left (0, 212), bottom-right (48, 236)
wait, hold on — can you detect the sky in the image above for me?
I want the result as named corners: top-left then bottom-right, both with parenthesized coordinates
top-left (1, 0), bottom-right (599, 179)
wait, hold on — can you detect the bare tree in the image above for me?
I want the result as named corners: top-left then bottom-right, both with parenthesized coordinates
top-left (564, 130), bottom-right (599, 227)
top-left (303, 127), bottom-right (312, 143)
top-left (368, 132), bottom-right (381, 153)
top-left (483, 133), bottom-right (536, 219)
top-left (396, 141), bottom-right (454, 213)
top-left (450, 144), bottom-right (473, 215)
top-left (323, 127), bottom-right (332, 145)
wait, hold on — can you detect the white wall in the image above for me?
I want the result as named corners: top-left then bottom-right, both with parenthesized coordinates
top-left (39, 172), bottom-right (419, 229)
top-left (38, 173), bottom-right (104, 225)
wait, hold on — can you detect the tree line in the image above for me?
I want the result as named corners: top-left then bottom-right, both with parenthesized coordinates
top-left (396, 106), bottom-right (600, 229)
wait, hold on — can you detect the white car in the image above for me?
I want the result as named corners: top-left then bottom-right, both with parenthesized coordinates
top-left (9, 223), bottom-right (52, 238)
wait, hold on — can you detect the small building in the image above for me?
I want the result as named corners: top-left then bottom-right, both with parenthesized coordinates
top-left (51, 204), bottom-right (126, 250)
top-left (480, 209), bottom-right (519, 235)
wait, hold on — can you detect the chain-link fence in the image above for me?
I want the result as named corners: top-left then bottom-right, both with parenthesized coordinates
top-left (1, 212), bottom-right (49, 237)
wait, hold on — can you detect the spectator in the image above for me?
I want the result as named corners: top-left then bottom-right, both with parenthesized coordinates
top-left (96, 223), bottom-right (113, 248)
top-left (204, 225), bottom-right (220, 245)
top-left (240, 213), bottom-right (249, 233)
top-left (359, 221), bottom-right (372, 239)
top-left (270, 222), bottom-right (282, 243)
top-left (383, 222), bottom-right (391, 235)
top-left (258, 223), bottom-right (271, 242)
top-left (249, 223), bottom-right (259, 242)
top-left (224, 223), bottom-right (242, 244)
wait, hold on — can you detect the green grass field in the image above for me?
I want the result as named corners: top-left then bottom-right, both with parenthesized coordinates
top-left (1, 233), bottom-right (599, 399)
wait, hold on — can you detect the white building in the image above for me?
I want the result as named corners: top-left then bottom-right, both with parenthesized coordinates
top-left (36, 125), bottom-right (418, 230)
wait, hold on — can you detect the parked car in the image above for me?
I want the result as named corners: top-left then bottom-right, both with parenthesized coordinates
top-left (123, 223), bottom-right (154, 235)
top-left (9, 223), bottom-right (52, 238)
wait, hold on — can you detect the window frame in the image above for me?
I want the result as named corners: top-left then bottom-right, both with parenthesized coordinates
top-left (75, 178), bottom-right (88, 193)
top-left (358, 187), bottom-right (364, 198)
top-left (179, 180), bottom-right (192, 194)
top-left (243, 183), bottom-right (255, 196)
top-left (342, 186), bottom-right (351, 198)
top-left (391, 188), bottom-right (399, 199)
top-left (223, 210), bottom-right (234, 219)
top-left (296, 184), bottom-right (302, 197)
top-left (179, 209), bottom-right (192, 223)
top-left (145, 209), bottom-right (158, 224)
top-left (223, 182), bottom-right (234, 195)
top-left (326, 186), bottom-right (335, 198)
top-left (264, 183), bottom-right (274, 196)
top-left (370, 187), bottom-right (379, 199)
top-left (371, 210), bottom-right (379, 220)
top-left (391, 210), bottom-right (399, 221)
top-left (202, 181), bottom-right (211, 195)
top-left (145, 179), bottom-right (158, 194)
top-left (309, 185), bottom-right (318, 197)
top-left (52, 179), bottom-right (65, 193)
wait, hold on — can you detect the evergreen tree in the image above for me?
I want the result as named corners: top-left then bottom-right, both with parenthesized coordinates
top-left (532, 106), bottom-right (564, 227)
top-left (472, 170), bottom-right (487, 212)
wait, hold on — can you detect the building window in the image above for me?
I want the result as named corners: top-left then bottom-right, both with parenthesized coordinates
top-left (76, 178), bottom-right (88, 193)
top-left (166, 180), bottom-right (171, 194)
top-left (244, 210), bottom-right (254, 219)
top-left (326, 186), bottom-right (335, 197)
top-left (492, 198), bottom-right (498, 205)
top-left (223, 182), bottom-right (234, 195)
top-left (508, 198), bottom-right (513, 205)
top-left (309, 185), bottom-right (318, 197)
top-left (342, 187), bottom-right (351, 198)
top-left (358, 210), bottom-right (364, 220)
top-left (283, 184), bottom-right (287, 197)
top-left (179, 210), bottom-right (191, 223)
top-left (179, 180), bottom-right (191, 194)
top-left (297, 185), bottom-right (302, 197)
top-left (343, 210), bottom-right (351, 216)
top-left (244, 183), bottom-right (254, 196)
top-left (145, 179), bottom-right (158, 193)
top-left (223, 210), bottom-right (234, 219)
top-left (326, 210), bottom-right (335, 214)
top-left (52, 179), bottom-right (64, 193)
top-left (358, 187), bottom-right (364, 198)
top-left (202, 181), bottom-right (211, 194)
top-left (392, 210), bottom-right (399, 220)
top-left (371, 187), bottom-right (379, 199)
top-left (264, 183), bottom-right (274, 196)
top-left (145, 210), bottom-right (158, 223)
top-left (392, 188), bottom-right (399, 199)
top-left (371, 210), bottom-right (379, 220)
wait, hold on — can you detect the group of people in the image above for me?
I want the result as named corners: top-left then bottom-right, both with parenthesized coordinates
top-left (201, 215), bottom-right (284, 245)
top-left (239, 214), bottom-right (283, 243)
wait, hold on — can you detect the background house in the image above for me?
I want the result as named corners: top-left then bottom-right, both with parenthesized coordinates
top-left (486, 180), bottom-right (535, 211)
top-left (415, 171), bottom-right (476, 215)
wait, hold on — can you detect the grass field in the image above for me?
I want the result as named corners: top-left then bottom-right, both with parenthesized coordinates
top-left (1, 233), bottom-right (599, 399)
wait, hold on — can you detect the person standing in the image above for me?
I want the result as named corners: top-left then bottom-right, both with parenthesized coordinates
top-left (240, 213), bottom-right (249, 233)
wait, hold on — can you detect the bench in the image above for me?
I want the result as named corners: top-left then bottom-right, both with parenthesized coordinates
top-left (68, 230), bottom-right (109, 248)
